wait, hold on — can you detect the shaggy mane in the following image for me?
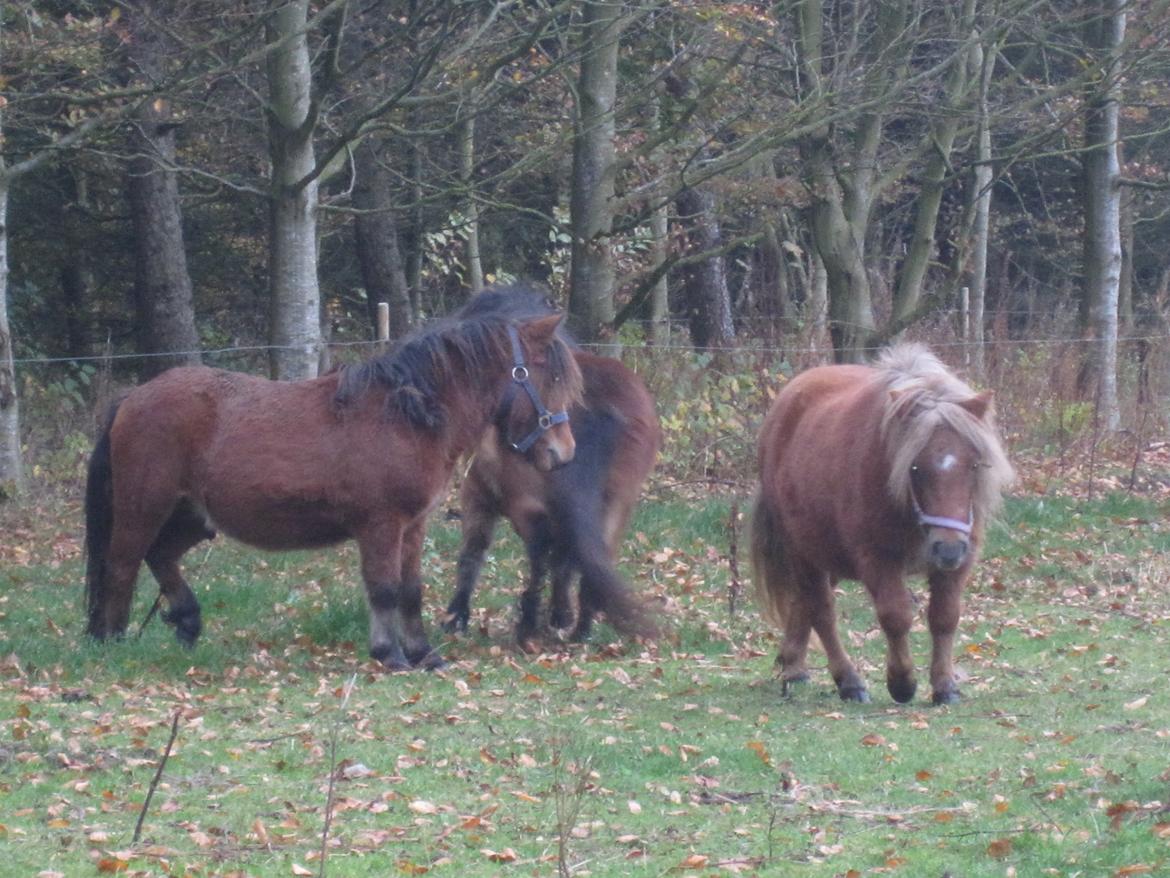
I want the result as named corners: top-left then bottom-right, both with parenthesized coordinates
top-left (875, 343), bottom-right (1014, 520)
top-left (334, 303), bottom-right (581, 431)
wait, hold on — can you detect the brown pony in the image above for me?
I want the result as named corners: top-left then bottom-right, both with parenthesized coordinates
top-left (84, 309), bottom-right (582, 669)
top-left (752, 344), bottom-right (1013, 704)
top-left (442, 288), bottom-right (661, 646)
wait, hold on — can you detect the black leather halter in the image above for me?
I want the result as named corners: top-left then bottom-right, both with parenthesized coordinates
top-left (497, 324), bottom-right (571, 454)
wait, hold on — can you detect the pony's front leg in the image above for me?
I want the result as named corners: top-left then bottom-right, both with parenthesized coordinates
top-left (926, 572), bottom-right (966, 705)
top-left (358, 521), bottom-right (413, 671)
top-left (399, 518), bottom-right (442, 668)
top-left (867, 574), bottom-right (918, 704)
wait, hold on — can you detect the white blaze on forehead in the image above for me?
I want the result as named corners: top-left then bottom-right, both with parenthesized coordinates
top-left (938, 453), bottom-right (958, 472)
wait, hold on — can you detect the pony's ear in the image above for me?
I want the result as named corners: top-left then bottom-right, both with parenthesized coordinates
top-left (520, 313), bottom-right (564, 348)
top-left (960, 391), bottom-right (994, 421)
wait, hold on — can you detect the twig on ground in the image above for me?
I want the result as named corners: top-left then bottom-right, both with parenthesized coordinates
top-left (319, 672), bottom-right (358, 878)
top-left (133, 709), bottom-right (181, 844)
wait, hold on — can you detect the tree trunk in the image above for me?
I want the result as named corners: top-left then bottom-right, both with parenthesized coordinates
top-left (126, 101), bottom-right (201, 378)
top-left (59, 168), bottom-right (93, 359)
top-left (0, 180), bottom-right (21, 496)
top-left (1080, 0), bottom-right (1125, 431)
top-left (568, 0), bottom-right (623, 342)
top-left (459, 108), bottom-right (484, 294)
top-left (675, 185), bottom-right (735, 350)
top-left (649, 197), bottom-right (670, 345)
top-left (967, 34), bottom-right (996, 380)
top-left (353, 140), bottom-right (414, 339)
top-left (891, 0), bottom-right (978, 325)
top-left (793, 0), bottom-right (882, 363)
top-left (266, 0), bottom-right (321, 380)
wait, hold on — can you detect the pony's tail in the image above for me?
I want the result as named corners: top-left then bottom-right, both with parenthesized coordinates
top-left (577, 550), bottom-right (659, 641)
top-left (750, 492), bottom-right (795, 631)
top-left (85, 400), bottom-right (121, 638)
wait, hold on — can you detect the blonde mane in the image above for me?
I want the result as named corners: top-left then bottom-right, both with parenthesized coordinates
top-left (875, 344), bottom-right (1014, 521)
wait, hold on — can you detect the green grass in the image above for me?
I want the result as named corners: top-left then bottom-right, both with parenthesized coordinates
top-left (4, 486), bottom-right (1170, 877)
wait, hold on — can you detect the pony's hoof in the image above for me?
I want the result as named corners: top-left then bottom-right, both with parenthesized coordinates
top-left (414, 650), bottom-right (446, 671)
top-left (780, 672), bottom-right (810, 697)
top-left (371, 644), bottom-right (411, 671)
top-left (162, 609), bottom-right (202, 648)
top-left (440, 614), bottom-right (468, 634)
top-left (838, 685), bottom-right (871, 703)
top-left (887, 679), bottom-right (918, 704)
top-left (931, 688), bottom-right (961, 706)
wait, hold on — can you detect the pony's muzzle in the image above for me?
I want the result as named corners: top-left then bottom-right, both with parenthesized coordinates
top-left (538, 435), bottom-right (575, 471)
top-left (929, 535), bottom-right (968, 571)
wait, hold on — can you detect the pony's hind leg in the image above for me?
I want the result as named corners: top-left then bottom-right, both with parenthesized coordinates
top-left (145, 501), bottom-right (216, 647)
top-left (444, 489), bottom-right (499, 634)
top-left (516, 518), bottom-right (554, 649)
top-left (548, 549), bottom-right (577, 632)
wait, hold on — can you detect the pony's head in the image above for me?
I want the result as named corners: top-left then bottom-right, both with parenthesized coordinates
top-left (878, 344), bottom-right (1014, 572)
top-left (457, 285), bottom-right (583, 472)
top-left (498, 312), bottom-right (582, 471)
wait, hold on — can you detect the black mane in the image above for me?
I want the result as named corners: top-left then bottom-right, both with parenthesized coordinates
top-left (335, 284), bottom-right (574, 430)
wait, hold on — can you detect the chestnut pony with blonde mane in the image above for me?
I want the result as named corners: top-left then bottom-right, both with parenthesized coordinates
top-left (752, 344), bottom-right (1013, 704)
top-left (85, 308), bottom-right (582, 669)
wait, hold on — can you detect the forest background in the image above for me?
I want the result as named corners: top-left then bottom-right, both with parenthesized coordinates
top-left (2, 0), bottom-right (1170, 494)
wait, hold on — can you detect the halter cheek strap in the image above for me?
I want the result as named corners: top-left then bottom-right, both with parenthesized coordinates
top-left (502, 325), bottom-right (571, 454)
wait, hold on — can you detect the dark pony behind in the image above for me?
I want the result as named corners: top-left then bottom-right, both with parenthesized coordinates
top-left (85, 296), bottom-right (582, 669)
top-left (442, 287), bottom-right (661, 646)
top-left (752, 344), bottom-right (1013, 704)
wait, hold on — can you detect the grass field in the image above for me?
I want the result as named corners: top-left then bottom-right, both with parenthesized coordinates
top-left (3, 461), bottom-right (1170, 877)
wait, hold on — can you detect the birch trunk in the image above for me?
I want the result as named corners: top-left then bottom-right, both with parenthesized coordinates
top-left (0, 180), bottom-right (20, 496)
top-left (266, 0), bottom-right (321, 380)
top-left (1081, 0), bottom-right (1125, 430)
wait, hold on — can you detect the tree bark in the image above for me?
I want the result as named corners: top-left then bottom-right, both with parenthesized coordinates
top-left (459, 108), bottom-right (484, 294)
top-left (793, 0), bottom-right (887, 362)
top-left (967, 33), bottom-right (996, 380)
top-left (0, 180), bottom-right (19, 497)
top-left (568, 0), bottom-right (623, 342)
top-left (353, 140), bottom-right (414, 339)
top-left (126, 100), bottom-right (201, 378)
top-left (675, 184), bottom-right (735, 349)
top-left (1080, 0), bottom-right (1125, 430)
top-left (891, 0), bottom-right (978, 326)
top-left (266, 0), bottom-right (321, 380)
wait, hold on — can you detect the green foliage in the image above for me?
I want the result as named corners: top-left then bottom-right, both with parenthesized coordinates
top-left (18, 362), bottom-right (97, 488)
top-left (647, 350), bottom-right (784, 486)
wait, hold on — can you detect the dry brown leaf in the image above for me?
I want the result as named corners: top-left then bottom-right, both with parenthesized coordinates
top-left (987, 837), bottom-right (1013, 858)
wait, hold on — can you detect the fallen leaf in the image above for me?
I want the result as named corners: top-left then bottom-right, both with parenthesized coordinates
top-left (481, 848), bottom-right (517, 863)
top-left (987, 838), bottom-right (1013, 858)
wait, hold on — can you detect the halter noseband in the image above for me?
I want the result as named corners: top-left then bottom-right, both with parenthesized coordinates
top-left (909, 466), bottom-right (974, 536)
top-left (498, 324), bottom-right (570, 454)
